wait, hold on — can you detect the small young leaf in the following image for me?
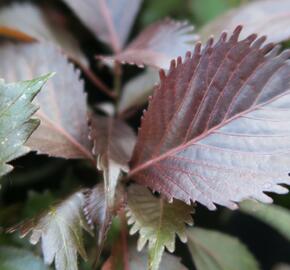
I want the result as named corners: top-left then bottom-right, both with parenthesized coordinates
top-left (129, 26), bottom-right (290, 210)
top-left (0, 75), bottom-right (50, 178)
top-left (88, 114), bottom-right (136, 207)
top-left (83, 184), bottom-right (125, 258)
top-left (83, 184), bottom-right (107, 245)
top-left (100, 19), bottom-right (199, 69)
top-left (0, 3), bottom-right (87, 66)
top-left (200, 0), bottom-right (290, 44)
top-left (126, 185), bottom-right (194, 270)
top-left (9, 191), bottom-right (90, 270)
top-left (0, 246), bottom-right (51, 270)
top-left (0, 42), bottom-right (93, 160)
top-left (240, 200), bottom-right (290, 241)
top-left (187, 227), bottom-right (259, 270)
top-left (61, 0), bottom-right (142, 52)
top-left (118, 68), bottom-right (159, 113)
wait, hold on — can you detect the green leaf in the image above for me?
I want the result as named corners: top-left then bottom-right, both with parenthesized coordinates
top-left (240, 200), bottom-right (290, 241)
top-left (0, 246), bottom-right (50, 270)
top-left (187, 227), bottom-right (259, 270)
top-left (0, 74), bottom-right (51, 178)
top-left (9, 191), bottom-right (90, 270)
top-left (126, 185), bottom-right (194, 270)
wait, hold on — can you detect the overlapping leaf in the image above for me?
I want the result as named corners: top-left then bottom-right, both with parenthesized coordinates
top-left (61, 0), bottom-right (142, 52)
top-left (0, 246), bottom-right (51, 270)
top-left (102, 244), bottom-right (187, 270)
top-left (126, 185), bottom-right (193, 270)
top-left (0, 42), bottom-right (92, 160)
top-left (240, 200), bottom-right (290, 241)
top-left (100, 19), bottom-right (199, 69)
top-left (187, 227), bottom-right (259, 270)
top-left (0, 75), bottom-right (50, 178)
top-left (88, 114), bottom-right (136, 207)
top-left (0, 3), bottom-right (87, 65)
top-left (9, 192), bottom-right (90, 270)
top-left (200, 0), bottom-right (290, 44)
top-left (129, 26), bottom-right (290, 210)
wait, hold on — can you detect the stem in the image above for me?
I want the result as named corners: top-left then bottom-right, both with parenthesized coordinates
top-left (114, 61), bottom-right (122, 101)
top-left (119, 208), bottom-right (130, 270)
top-left (69, 57), bottom-right (116, 99)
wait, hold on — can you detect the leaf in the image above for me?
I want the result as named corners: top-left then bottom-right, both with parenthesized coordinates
top-left (187, 227), bottom-right (259, 270)
top-left (83, 184), bottom-right (125, 259)
top-left (102, 244), bottom-right (187, 270)
top-left (126, 184), bottom-right (194, 270)
top-left (83, 184), bottom-right (110, 246)
top-left (118, 68), bottom-right (159, 113)
top-left (0, 75), bottom-right (50, 178)
top-left (9, 191), bottom-right (90, 270)
top-left (61, 0), bottom-right (143, 52)
top-left (100, 19), bottom-right (199, 69)
top-left (0, 42), bottom-right (93, 160)
top-left (129, 26), bottom-right (290, 210)
top-left (0, 246), bottom-right (51, 270)
top-left (240, 200), bottom-right (290, 241)
top-left (88, 114), bottom-right (136, 207)
top-left (0, 3), bottom-right (88, 66)
top-left (200, 0), bottom-right (290, 44)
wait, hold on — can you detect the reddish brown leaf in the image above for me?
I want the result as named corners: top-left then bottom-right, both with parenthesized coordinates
top-left (0, 3), bottom-right (88, 66)
top-left (0, 42), bottom-right (93, 160)
top-left (200, 0), bottom-right (290, 44)
top-left (100, 19), bottom-right (199, 69)
top-left (129, 26), bottom-right (290, 210)
top-left (89, 114), bottom-right (136, 207)
top-left (61, 0), bottom-right (142, 52)
top-left (83, 184), bottom-right (125, 248)
top-left (83, 184), bottom-right (108, 246)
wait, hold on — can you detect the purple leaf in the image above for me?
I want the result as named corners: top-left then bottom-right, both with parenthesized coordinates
top-left (129, 26), bottom-right (290, 210)
top-left (100, 19), bottom-right (199, 69)
top-left (61, 0), bottom-right (142, 52)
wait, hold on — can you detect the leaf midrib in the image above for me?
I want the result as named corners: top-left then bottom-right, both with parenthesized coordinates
top-left (129, 89), bottom-right (290, 176)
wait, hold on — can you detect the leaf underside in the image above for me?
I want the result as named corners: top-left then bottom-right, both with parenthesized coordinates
top-left (0, 42), bottom-right (92, 160)
top-left (126, 184), bottom-right (193, 270)
top-left (0, 75), bottom-right (49, 178)
top-left (130, 25), bottom-right (290, 210)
